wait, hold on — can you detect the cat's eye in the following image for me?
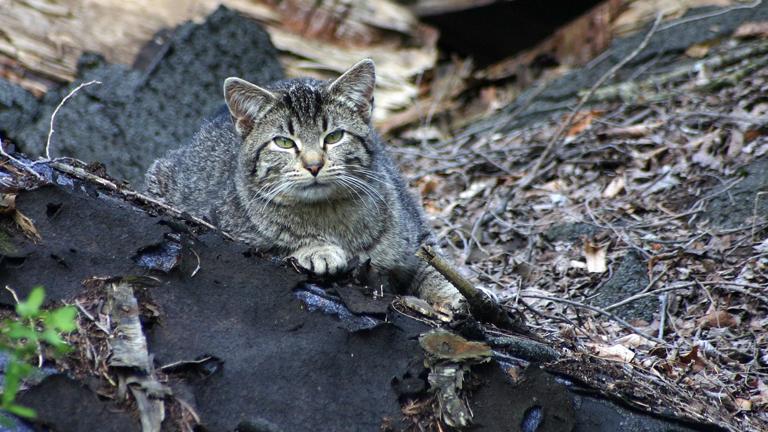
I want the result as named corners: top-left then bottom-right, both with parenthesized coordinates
top-left (324, 130), bottom-right (344, 145)
top-left (273, 136), bottom-right (295, 149)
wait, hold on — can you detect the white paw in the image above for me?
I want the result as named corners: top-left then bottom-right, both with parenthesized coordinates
top-left (291, 244), bottom-right (348, 275)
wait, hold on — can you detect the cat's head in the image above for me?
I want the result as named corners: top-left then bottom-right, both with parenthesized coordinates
top-left (224, 59), bottom-right (378, 204)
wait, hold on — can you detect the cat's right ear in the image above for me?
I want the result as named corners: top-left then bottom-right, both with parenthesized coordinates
top-left (223, 77), bottom-right (277, 136)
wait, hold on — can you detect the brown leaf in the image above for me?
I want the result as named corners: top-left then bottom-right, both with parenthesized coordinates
top-left (12, 209), bottom-right (41, 242)
top-left (602, 176), bottom-right (625, 198)
top-left (685, 40), bottom-right (718, 58)
top-left (0, 193), bottom-right (16, 215)
top-left (699, 309), bottom-right (741, 329)
top-left (735, 398), bottom-right (752, 411)
top-left (565, 110), bottom-right (602, 138)
top-left (583, 238), bottom-right (608, 273)
top-left (734, 21), bottom-right (768, 38)
top-left (679, 346), bottom-right (707, 372)
top-left (419, 330), bottom-right (492, 361)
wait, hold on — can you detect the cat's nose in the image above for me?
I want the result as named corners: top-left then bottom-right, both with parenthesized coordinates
top-left (303, 159), bottom-right (324, 176)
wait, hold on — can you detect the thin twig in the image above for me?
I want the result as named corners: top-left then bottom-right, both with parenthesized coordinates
top-left (46, 80), bottom-right (102, 159)
top-left (520, 293), bottom-right (669, 346)
top-left (658, 0), bottom-right (763, 31)
top-left (416, 244), bottom-right (527, 332)
top-left (604, 282), bottom-right (696, 311)
top-left (3, 285), bottom-right (20, 304)
top-left (73, 300), bottom-right (111, 335)
top-left (698, 281), bottom-right (768, 306)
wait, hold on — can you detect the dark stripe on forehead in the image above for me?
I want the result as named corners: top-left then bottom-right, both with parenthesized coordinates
top-left (287, 118), bottom-right (295, 136)
top-left (284, 85), bottom-right (321, 123)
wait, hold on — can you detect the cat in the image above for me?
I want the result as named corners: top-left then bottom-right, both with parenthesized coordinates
top-left (145, 59), bottom-right (465, 311)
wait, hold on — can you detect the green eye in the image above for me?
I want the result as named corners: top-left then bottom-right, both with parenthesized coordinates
top-left (274, 136), bottom-right (295, 149)
top-left (324, 130), bottom-right (344, 145)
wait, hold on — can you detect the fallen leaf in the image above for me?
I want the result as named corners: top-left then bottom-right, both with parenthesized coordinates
top-left (614, 334), bottom-right (655, 349)
top-left (679, 346), bottom-right (707, 372)
top-left (419, 329), bottom-right (492, 362)
top-left (13, 209), bottom-right (41, 242)
top-left (459, 178), bottom-right (495, 200)
top-left (0, 193), bottom-right (16, 215)
top-left (598, 121), bottom-right (663, 139)
top-left (583, 239), bottom-right (608, 273)
top-left (416, 175), bottom-right (440, 196)
top-left (726, 129), bottom-right (744, 159)
top-left (735, 398), bottom-right (752, 411)
top-left (587, 342), bottom-right (635, 363)
top-left (603, 176), bottom-right (625, 198)
top-left (565, 110), bottom-right (602, 138)
top-left (699, 309), bottom-right (741, 329)
top-left (685, 40), bottom-right (720, 58)
top-left (734, 21), bottom-right (768, 38)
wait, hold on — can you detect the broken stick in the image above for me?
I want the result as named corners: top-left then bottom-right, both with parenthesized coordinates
top-left (416, 245), bottom-right (527, 333)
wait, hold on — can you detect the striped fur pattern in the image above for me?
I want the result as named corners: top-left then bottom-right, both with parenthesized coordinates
top-left (145, 59), bottom-right (465, 310)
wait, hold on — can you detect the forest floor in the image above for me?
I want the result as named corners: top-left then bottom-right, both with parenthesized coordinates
top-left (392, 16), bottom-right (768, 432)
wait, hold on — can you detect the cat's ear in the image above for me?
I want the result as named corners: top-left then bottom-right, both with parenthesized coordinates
top-left (328, 59), bottom-right (376, 121)
top-left (223, 77), bottom-right (277, 136)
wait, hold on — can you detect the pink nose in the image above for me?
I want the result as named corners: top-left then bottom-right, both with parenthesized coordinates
top-left (304, 160), bottom-right (324, 176)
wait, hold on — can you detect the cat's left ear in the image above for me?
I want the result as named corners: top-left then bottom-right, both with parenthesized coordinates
top-left (328, 59), bottom-right (376, 121)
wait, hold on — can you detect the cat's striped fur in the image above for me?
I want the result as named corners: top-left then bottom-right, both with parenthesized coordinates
top-left (145, 59), bottom-right (465, 310)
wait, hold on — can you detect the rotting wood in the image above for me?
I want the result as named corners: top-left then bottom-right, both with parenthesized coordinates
top-left (106, 281), bottom-right (150, 371)
top-left (106, 280), bottom-right (169, 432)
top-left (0, 0), bottom-right (436, 122)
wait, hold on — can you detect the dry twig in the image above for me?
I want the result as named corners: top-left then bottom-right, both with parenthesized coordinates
top-left (46, 80), bottom-right (101, 159)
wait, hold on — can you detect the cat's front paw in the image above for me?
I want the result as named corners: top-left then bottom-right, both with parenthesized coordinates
top-left (291, 244), bottom-right (348, 275)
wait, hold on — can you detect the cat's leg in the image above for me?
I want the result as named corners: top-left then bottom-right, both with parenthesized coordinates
top-left (411, 262), bottom-right (467, 312)
top-left (291, 244), bottom-right (348, 275)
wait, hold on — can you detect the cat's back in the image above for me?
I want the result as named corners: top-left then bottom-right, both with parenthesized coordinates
top-left (144, 107), bottom-right (239, 212)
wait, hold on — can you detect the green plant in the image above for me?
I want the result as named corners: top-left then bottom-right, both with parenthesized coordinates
top-left (0, 286), bottom-right (77, 419)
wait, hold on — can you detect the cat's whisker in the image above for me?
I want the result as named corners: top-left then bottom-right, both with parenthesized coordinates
top-left (334, 177), bottom-right (372, 211)
top-left (341, 165), bottom-right (396, 188)
top-left (337, 174), bottom-right (391, 213)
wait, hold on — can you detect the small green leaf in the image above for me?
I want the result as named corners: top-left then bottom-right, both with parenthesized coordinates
top-left (15, 287), bottom-right (45, 318)
top-left (1, 373), bottom-right (20, 406)
top-left (40, 329), bottom-right (65, 349)
top-left (6, 324), bottom-right (35, 341)
top-left (5, 403), bottom-right (36, 418)
top-left (47, 306), bottom-right (77, 332)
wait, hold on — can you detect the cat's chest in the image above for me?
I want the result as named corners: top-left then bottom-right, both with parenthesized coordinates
top-left (267, 200), bottom-right (384, 245)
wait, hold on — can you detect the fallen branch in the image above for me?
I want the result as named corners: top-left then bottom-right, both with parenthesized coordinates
top-left (416, 245), bottom-right (528, 333)
top-left (486, 334), bottom-right (560, 363)
top-left (49, 161), bottom-right (234, 240)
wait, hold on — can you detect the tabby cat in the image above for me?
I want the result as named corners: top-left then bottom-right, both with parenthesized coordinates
top-left (145, 59), bottom-right (464, 310)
